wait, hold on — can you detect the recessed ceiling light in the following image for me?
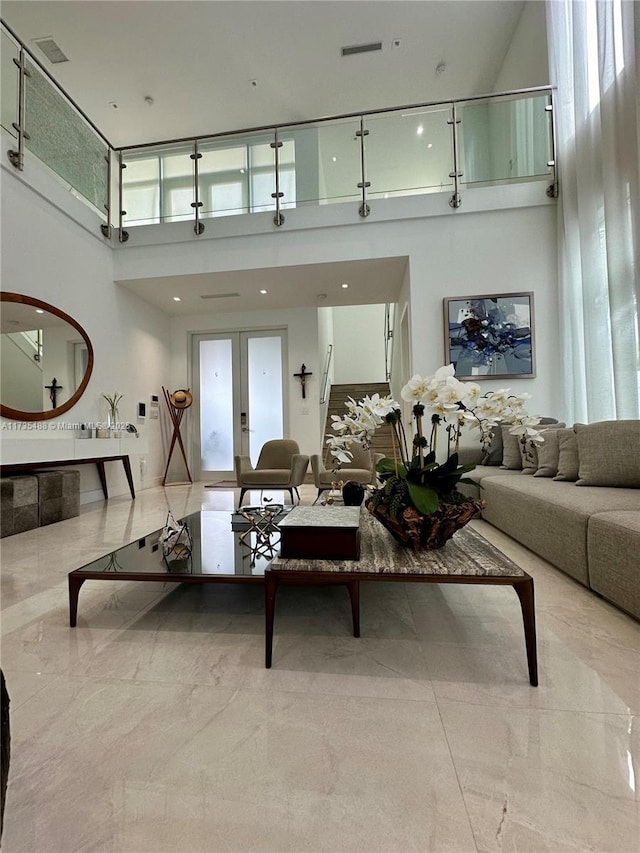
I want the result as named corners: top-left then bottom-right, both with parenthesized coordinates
top-left (260, 289), bottom-right (267, 294)
top-left (35, 308), bottom-right (45, 314)
top-left (173, 296), bottom-right (181, 302)
top-left (341, 283), bottom-right (349, 289)
top-left (427, 143), bottom-right (433, 149)
top-left (332, 156), bottom-right (337, 162)
top-left (417, 125), bottom-right (424, 136)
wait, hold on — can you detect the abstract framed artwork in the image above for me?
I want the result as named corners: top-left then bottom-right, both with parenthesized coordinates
top-left (443, 292), bottom-right (535, 379)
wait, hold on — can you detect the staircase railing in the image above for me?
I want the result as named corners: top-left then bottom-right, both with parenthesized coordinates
top-left (320, 344), bottom-right (333, 405)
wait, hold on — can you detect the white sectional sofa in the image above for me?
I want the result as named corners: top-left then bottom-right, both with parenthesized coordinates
top-left (460, 420), bottom-right (640, 620)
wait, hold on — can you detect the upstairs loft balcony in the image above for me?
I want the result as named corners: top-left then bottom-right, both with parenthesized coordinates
top-left (2, 21), bottom-right (556, 244)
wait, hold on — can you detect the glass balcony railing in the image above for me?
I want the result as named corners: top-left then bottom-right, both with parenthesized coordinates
top-left (1, 29), bottom-right (19, 140)
top-left (364, 106), bottom-right (454, 199)
top-left (2, 22), bottom-right (109, 220)
top-left (24, 60), bottom-right (109, 216)
top-left (2, 19), bottom-right (556, 243)
top-left (459, 93), bottom-right (553, 186)
top-left (118, 90), bottom-right (553, 236)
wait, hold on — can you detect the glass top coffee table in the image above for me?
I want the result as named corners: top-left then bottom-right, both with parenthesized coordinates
top-left (69, 507), bottom-right (538, 687)
top-left (68, 509), bottom-right (285, 627)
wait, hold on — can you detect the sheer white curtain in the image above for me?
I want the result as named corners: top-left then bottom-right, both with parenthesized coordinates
top-left (547, 0), bottom-right (640, 422)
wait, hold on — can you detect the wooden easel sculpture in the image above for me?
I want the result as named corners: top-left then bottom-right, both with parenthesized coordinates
top-left (162, 387), bottom-right (193, 486)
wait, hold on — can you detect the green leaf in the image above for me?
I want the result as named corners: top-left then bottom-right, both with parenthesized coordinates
top-left (407, 481), bottom-right (439, 514)
top-left (440, 452), bottom-right (459, 474)
top-left (455, 463), bottom-right (477, 475)
top-left (458, 477), bottom-right (481, 488)
top-left (376, 458), bottom-right (407, 477)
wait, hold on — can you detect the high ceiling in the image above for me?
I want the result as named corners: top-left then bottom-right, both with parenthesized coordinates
top-left (1, 1), bottom-right (538, 315)
top-left (2, 0), bottom-right (527, 148)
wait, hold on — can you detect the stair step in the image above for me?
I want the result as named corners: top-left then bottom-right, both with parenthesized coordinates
top-left (322, 381), bottom-right (396, 464)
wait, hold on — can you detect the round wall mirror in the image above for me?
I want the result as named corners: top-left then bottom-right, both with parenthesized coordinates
top-left (0, 292), bottom-right (94, 421)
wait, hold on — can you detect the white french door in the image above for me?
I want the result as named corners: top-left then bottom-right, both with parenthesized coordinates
top-left (192, 329), bottom-right (286, 479)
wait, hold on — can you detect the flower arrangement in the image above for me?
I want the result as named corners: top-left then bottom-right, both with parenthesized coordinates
top-left (327, 365), bottom-right (543, 544)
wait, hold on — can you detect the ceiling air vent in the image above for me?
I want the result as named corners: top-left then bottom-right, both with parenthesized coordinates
top-left (200, 292), bottom-right (241, 300)
top-left (341, 41), bottom-right (383, 57)
top-left (34, 37), bottom-right (69, 64)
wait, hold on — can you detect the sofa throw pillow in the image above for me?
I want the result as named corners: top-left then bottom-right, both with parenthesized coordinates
top-left (500, 426), bottom-right (523, 470)
top-left (482, 427), bottom-right (504, 466)
top-left (554, 429), bottom-right (580, 481)
top-left (519, 422), bottom-right (566, 474)
top-left (484, 417), bottom-right (559, 467)
top-left (534, 428), bottom-right (562, 477)
top-left (575, 420), bottom-right (640, 487)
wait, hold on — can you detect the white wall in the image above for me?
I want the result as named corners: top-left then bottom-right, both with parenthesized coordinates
top-left (406, 203), bottom-right (561, 418)
top-left (117, 185), bottom-right (562, 430)
top-left (494, 1), bottom-right (549, 91)
top-left (1, 158), bottom-right (172, 501)
top-left (332, 304), bottom-right (387, 384)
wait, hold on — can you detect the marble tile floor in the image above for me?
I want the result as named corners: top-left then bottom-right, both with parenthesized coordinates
top-left (1, 484), bottom-right (638, 853)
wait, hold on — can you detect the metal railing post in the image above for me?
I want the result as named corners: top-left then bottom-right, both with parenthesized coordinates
top-left (190, 140), bottom-right (205, 234)
top-left (447, 103), bottom-right (462, 209)
top-left (7, 46), bottom-right (31, 171)
top-left (117, 151), bottom-right (129, 243)
top-left (545, 92), bottom-right (559, 198)
top-left (270, 128), bottom-right (285, 226)
top-left (100, 150), bottom-right (112, 239)
top-left (355, 117), bottom-right (370, 217)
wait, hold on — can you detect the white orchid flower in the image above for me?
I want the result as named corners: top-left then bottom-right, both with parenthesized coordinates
top-left (462, 382), bottom-right (482, 405)
top-left (433, 364), bottom-right (456, 381)
top-left (509, 420), bottom-right (545, 443)
top-left (401, 375), bottom-right (429, 402)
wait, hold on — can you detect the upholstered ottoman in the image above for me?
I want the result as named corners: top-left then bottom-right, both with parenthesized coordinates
top-left (588, 511), bottom-right (640, 621)
top-left (0, 475), bottom-right (39, 538)
top-left (36, 470), bottom-right (81, 526)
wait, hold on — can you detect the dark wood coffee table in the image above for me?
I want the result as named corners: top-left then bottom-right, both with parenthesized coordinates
top-left (68, 510), bottom-right (283, 626)
top-left (265, 511), bottom-right (538, 685)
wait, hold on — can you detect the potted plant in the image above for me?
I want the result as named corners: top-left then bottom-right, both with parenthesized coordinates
top-left (102, 392), bottom-right (123, 435)
top-left (326, 365), bottom-right (543, 550)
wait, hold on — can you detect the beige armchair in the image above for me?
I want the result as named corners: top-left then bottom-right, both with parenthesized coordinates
top-left (311, 443), bottom-right (381, 501)
top-left (234, 439), bottom-right (309, 508)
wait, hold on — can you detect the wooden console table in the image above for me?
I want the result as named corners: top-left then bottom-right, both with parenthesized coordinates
top-left (0, 454), bottom-right (135, 500)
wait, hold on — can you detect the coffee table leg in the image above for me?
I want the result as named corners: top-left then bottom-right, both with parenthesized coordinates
top-left (513, 578), bottom-right (538, 687)
top-left (68, 575), bottom-right (86, 627)
top-left (264, 571), bottom-right (280, 669)
top-left (347, 581), bottom-right (360, 637)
